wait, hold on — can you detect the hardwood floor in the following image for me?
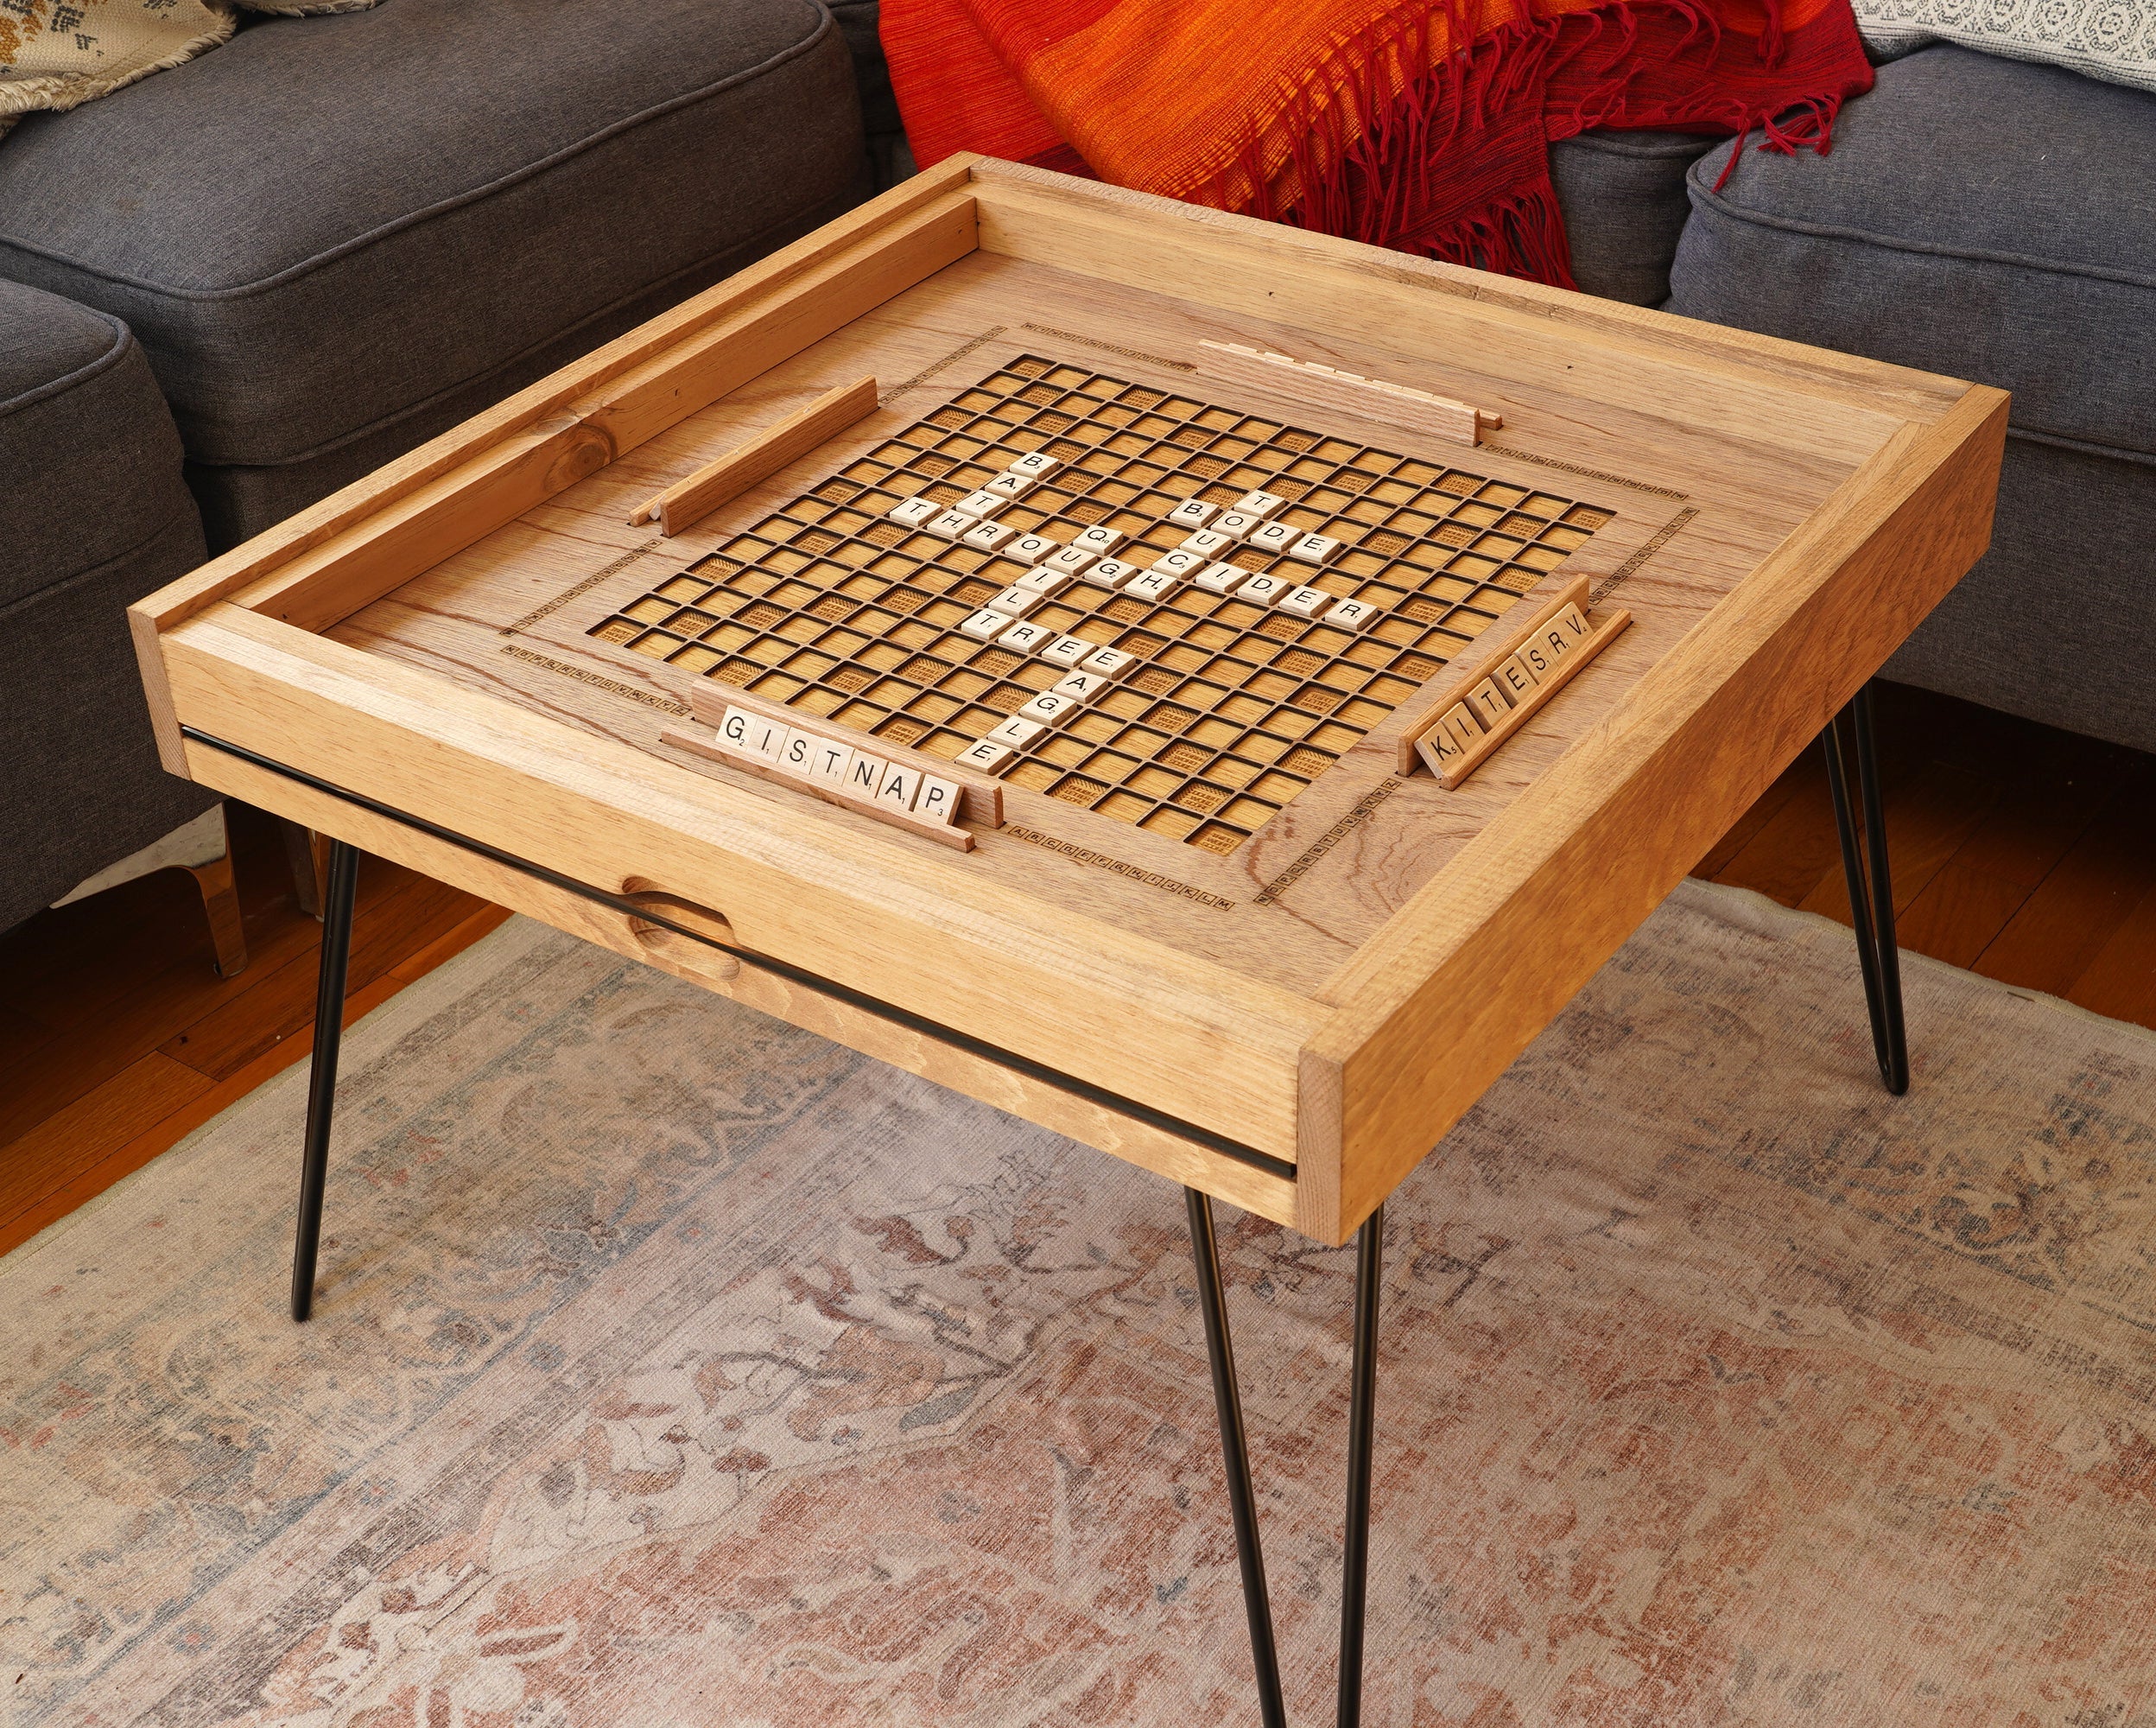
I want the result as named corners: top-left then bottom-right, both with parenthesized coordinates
top-left (0, 804), bottom-right (505, 1256)
top-left (3, 683), bottom-right (2152, 1260)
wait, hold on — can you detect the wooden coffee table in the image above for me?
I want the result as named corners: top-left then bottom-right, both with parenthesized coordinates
top-left (130, 155), bottom-right (2006, 1723)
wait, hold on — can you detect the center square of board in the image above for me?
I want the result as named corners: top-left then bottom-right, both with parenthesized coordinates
top-left (590, 353), bottom-right (1615, 854)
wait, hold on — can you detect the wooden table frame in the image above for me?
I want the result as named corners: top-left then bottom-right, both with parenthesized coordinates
top-left (131, 155), bottom-right (2002, 1722)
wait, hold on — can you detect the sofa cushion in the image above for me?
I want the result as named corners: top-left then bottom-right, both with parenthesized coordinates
top-left (0, 0), bottom-right (866, 547)
top-left (1549, 128), bottom-right (1722, 307)
top-left (1668, 45), bottom-right (2156, 460)
top-left (0, 279), bottom-right (202, 609)
top-left (1885, 437), bottom-right (2156, 755)
top-left (0, 278), bottom-right (213, 931)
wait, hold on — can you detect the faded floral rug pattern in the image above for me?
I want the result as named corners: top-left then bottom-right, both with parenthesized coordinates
top-left (4, 880), bottom-right (2154, 1727)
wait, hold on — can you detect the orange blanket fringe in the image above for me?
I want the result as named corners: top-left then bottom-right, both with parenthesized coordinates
top-left (883, 0), bottom-right (1874, 287)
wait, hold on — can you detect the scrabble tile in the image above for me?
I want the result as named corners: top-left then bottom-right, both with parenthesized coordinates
top-left (1211, 511), bottom-right (1262, 540)
top-left (1071, 524), bottom-right (1128, 557)
top-left (992, 585), bottom-right (1043, 616)
top-left (1081, 557), bottom-right (1139, 589)
top-left (807, 736), bottom-right (855, 787)
top-left (716, 707), bottom-right (771, 760)
top-left (1556, 602), bottom-right (1593, 642)
top-left (1279, 584), bottom-right (1333, 618)
top-left (1043, 545), bottom-right (1098, 577)
top-left (985, 472), bottom-right (1037, 500)
top-left (1150, 549), bottom-right (1204, 578)
top-left (1497, 652), bottom-right (1539, 702)
top-left (1519, 632), bottom-right (1564, 678)
top-left (1194, 561), bottom-right (1246, 594)
top-left (1008, 532), bottom-right (1061, 566)
top-left (1081, 645), bottom-right (1134, 677)
top-left (929, 510), bottom-right (977, 540)
top-left (1235, 489), bottom-right (1287, 518)
top-left (1247, 521), bottom-right (1296, 555)
top-left (960, 607), bottom-right (1015, 641)
top-left (1007, 451), bottom-right (1060, 480)
top-left (915, 776), bottom-right (963, 826)
top-left (844, 752), bottom-right (889, 798)
top-left (955, 739), bottom-right (1015, 772)
top-left (986, 715), bottom-right (1045, 749)
top-left (738, 714), bottom-right (788, 763)
top-left (1052, 668), bottom-right (1109, 702)
top-left (1427, 703), bottom-right (1484, 767)
top-left (1236, 571), bottom-right (1290, 604)
top-left (873, 762), bottom-right (923, 812)
top-left (1123, 569), bottom-right (1177, 602)
top-left (953, 489), bottom-right (1005, 519)
top-left (1042, 633), bottom-right (1095, 667)
top-left (773, 727), bottom-right (818, 778)
top-left (1018, 689), bottom-right (1080, 725)
top-left (1164, 497), bottom-right (1219, 530)
top-left (1287, 532), bottom-right (1342, 564)
top-left (1180, 529), bottom-right (1234, 559)
top-left (886, 497), bottom-right (940, 528)
top-left (1326, 597), bottom-right (1379, 631)
top-left (1014, 565), bottom-right (1072, 596)
top-left (962, 519), bottom-right (1017, 552)
top-left (1466, 677), bottom-right (1512, 730)
top-left (998, 619), bottom-right (1057, 653)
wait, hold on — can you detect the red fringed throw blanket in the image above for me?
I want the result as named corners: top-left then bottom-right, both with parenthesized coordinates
top-left (881, 0), bottom-right (1874, 288)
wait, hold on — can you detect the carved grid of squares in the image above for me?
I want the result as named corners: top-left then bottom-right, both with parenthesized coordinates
top-left (591, 355), bottom-right (1612, 854)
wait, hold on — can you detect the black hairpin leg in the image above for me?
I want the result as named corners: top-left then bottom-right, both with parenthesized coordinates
top-left (1335, 1202), bottom-right (1383, 1728)
top-left (1821, 683), bottom-right (1909, 1096)
top-left (1185, 1188), bottom-right (1386, 1728)
top-left (1187, 1187), bottom-right (1289, 1728)
top-left (291, 841), bottom-right (360, 1321)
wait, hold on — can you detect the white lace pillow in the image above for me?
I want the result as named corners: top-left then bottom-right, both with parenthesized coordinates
top-left (1, 0), bottom-right (381, 130)
top-left (1853, 0), bottom-right (2156, 95)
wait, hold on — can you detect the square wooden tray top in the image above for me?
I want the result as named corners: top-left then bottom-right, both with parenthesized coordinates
top-left (131, 156), bottom-right (2007, 1245)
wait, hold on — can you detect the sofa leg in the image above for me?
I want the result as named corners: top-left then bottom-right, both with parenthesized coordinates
top-left (183, 835), bottom-right (250, 980)
top-left (283, 821), bottom-right (332, 920)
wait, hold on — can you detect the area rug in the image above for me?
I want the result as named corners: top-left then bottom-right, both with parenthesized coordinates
top-left (4, 880), bottom-right (2154, 1727)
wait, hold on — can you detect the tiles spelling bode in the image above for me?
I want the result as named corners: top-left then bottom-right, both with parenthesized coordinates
top-left (591, 353), bottom-right (1613, 854)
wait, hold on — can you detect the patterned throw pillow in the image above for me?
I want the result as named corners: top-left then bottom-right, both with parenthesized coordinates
top-left (0, 0), bottom-right (381, 132)
top-left (1853, 0), bottom-right (2156, 95)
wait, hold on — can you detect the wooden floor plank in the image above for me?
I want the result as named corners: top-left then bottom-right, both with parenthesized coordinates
top-left (1797, 759), bottom-right (1996, 924)
top-left (1949, 740), bottom-right (2141, 892)
top-left (0, 883), bottom-right (508, 1260)
top-left (0, 1054), bottom-right (212, 1234)
top-left (1974, 792), bottom-right (2156, 1000)
top-left (2065, 880), bottom-right (2156, 1026)
top-left (1893, 861), bottom-right (2039, 972)
top-left (1706, 756), bottom-right (1843, 909)
top-left (161, 867), bottom-right (482, 1083)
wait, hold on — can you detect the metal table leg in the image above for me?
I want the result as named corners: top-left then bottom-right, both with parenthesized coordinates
top-left (1187, 1187), bottom-right (1289, 1728)
top-left (1335, 1203), bottom-right (1383, 1728)
top-left (291, 841), bottom-right (360, 1322)
top-left (1821, 682), bottom-right (1910, 1096)
top-left (1186, 1188), bottom-right (1386, 1727)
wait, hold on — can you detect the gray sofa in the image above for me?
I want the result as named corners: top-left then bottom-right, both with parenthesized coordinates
top-left (1550, 45), bottom-right (2155, 754)
top-left (0, 0), bottom-right (870, 937)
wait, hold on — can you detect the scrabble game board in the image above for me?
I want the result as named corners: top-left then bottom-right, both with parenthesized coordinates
top-left (588, 354), bottom-right (1611, 855)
